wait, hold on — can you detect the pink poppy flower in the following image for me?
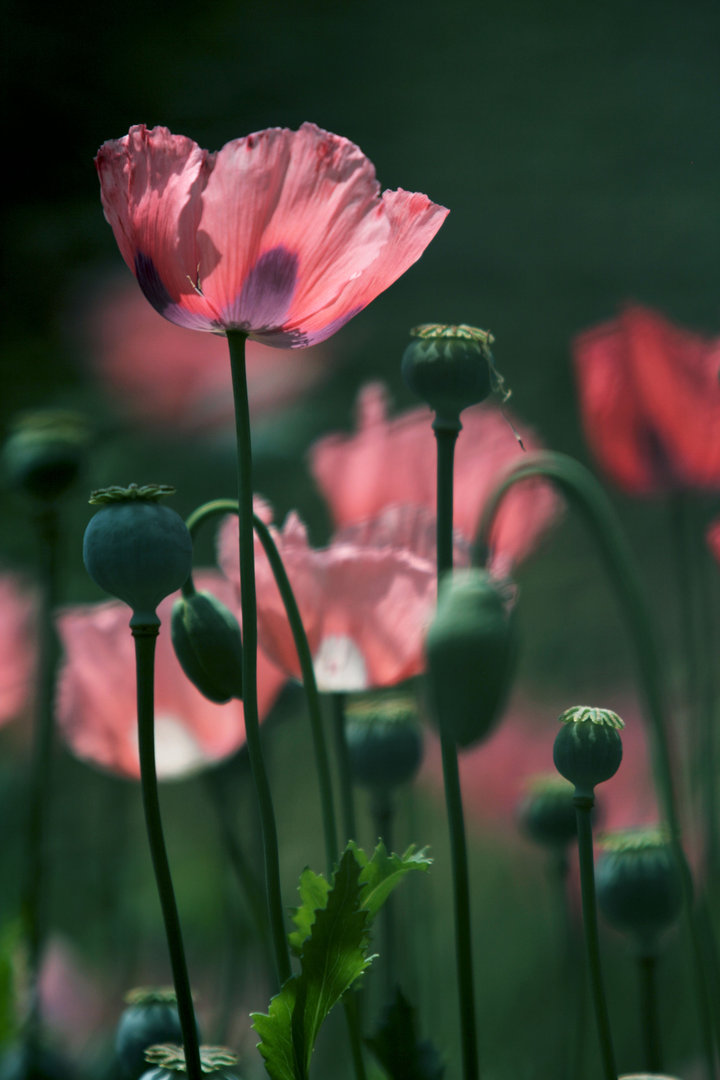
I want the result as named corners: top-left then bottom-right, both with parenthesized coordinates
top-left (572, 304), bottom-right (720, 494)
top-left (56, 571), bottom-right (285, 780)
top-left (0, 573), bottom-right (36, 726)
top-left (81, 276), bottom-right (330, 434)
top-left (309, 382), bottom-right (559, 571)
top-left (96, 123), bottom-right (448, 347)
top-left (219, 504), bottom-right (468, 692)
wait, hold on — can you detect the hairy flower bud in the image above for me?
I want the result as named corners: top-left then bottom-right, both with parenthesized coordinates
top-left (424, 569), bottom-right (516, 748)
top-left (171, 589), bottom-right (243, 703)
top-left (83, 485), bottom-right (193, 626)
top-left (345, 692), bottom-right (423, 789)
top-left (116, 989), bottom-right (185, 1080)
top-left (553, 705), bottom-right (624, 800)
top-left (401, 324), bottom-right (497, 428)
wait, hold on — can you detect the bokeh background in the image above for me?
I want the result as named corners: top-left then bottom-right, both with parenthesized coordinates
top-left (1, 1), bottom-right (719, 1077)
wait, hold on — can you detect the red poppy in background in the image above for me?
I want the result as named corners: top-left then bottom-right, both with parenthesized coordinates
top-left (0, 573), bottom-right (36, 726)
top-left (96, 123), bottom-right (448, 347)
top-left (56, 571), bottom-right (285, 780)
top-left (572, 304), bottom-right (720, 494)
top-left (81, 277), bottom-right (330, 435)
top-left (219, 504), bottom-right (469, 692)
top-left (309, 382), bottom-right (559, 573)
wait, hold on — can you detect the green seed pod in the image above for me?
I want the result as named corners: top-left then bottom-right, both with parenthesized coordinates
top-left (596, 827), bottom-right (683, 954)
top-left (424, 569), bottom-right (517, 748)
top-left (553, 705), bottom-right (624, 799)
top-left (139, 1045), bottom-right (239, 1080)
top-left (116, 989), bottom-right (185, 1080)
top-left (171, 589), bottom-right (243, 703)
top-left (345, 692), bottom-right (423, 789)
top-left (517, 775), bottom-right (577, 849)
top-left (3, 409), bottom-right (89, 502)
top-left (401, 324), bottom-right (496, 428)
top-left (83, 485), bottom-right (193, 626)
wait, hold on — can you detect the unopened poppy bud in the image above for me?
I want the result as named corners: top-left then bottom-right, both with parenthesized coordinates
top-left (116, 989), bottom-right (186, 1080)
top-left (553, 705), bottom-right (624, 800)
top-left (171, 589), bottom-right (243, 703)
top-left (401, 324), bottom-right (497, 428)
top-left (140, 1045), bottom-right (239, 1080)
top-left (424, 569), bottom-right (516, 747)
top-left (596, 828), bottom-right (683, 954)
top-left (83, 484), bottom-right (193, 626)
top-left (345, 692), bottom-right (423, 788)
top-left (517, 775), bottom-right (577, 849)
top-left (3, 410), bottom-right (89, 501)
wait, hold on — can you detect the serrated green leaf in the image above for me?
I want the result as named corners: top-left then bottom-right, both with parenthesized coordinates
top-left (288, 867), bottom-right (331, 956)
top-left (366, 987), bottom-right (444, 1080)
top-left (353, 841), bottom-right (432, 918)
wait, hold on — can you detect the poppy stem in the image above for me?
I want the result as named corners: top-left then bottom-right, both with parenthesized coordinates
top-left (332, 692), bottom-right (358, 845)
top-left (132, 624), bottom-right (202, 1080)
top-left (637, 953), bottom-right (662, 1072)
top-left (227, 330), bottom-right (291, 988)
top-left (474, 450), bottom-right (720, 1078)
top-left (434, 421), bottom-right (480, 1080)
top-left (547, 849), bottom-right (586, 1080)
top-left (371, 790), bottom-right (397, 997)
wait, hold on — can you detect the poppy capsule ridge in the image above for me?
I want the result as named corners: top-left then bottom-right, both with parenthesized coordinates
top-left (115, 989), bottom-right (184, 1080)
top-left (424, 568), bottom-right (517, 748)
top-left (171, 589), bottom-right (243, 703)
top-left (139, 1045), bottom-right (239, 1080)
top-left (553, 705), bottom-right (624, 800)
top-left (401, 323), bottom-right (496, 428)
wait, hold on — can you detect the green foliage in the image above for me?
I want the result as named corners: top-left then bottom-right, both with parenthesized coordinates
top-left (253, 842), bottom-right (431, 1080)
top-left (0, 920), bottom-right (22, 1047)
top-left (366, 988), bottom-right (444, 1080)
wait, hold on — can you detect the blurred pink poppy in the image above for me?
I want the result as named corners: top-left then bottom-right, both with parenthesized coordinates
top-left (421, 696), bottom-right (659, 834)
top-left (572, 304), bottom-right (720, 494)
top-left (56, 571), bottom-right (285, 780)
top-left (96, 123), bottom-right (448, 347)
top-left (0, 573), bottom-right (36, 726)
top-left (81, 277), bottom-right (330, 434)
top-left (309, 382), bottom-right (559, 573)
top-left (39, 937), bottom-right (109, 1052)
top-left (219, 504), bottom-right (469, 692)
top-left (708, 519), bottom-right (720, 563)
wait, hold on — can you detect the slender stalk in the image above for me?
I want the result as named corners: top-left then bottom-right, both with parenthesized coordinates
top-left (332, 692), bottom-right (358, 845)
top-left (574, 797), bottom-right (616, 1080)
top-left (132, 624), bottom-right (201, 1080)
top-left (372, 791), bottom-right (397, 997)
top-left (548, 849), bottom-right (586, 1079)
top-left (637, 953), bottom-right (662, 1073)
top-left (474, 451), bottom-right (719, 1076)
top-left (434, 421), bottom-right (479, 1080)
top-left (227, 330), bottom-right (291, 987)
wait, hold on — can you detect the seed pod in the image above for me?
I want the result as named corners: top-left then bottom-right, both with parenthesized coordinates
top-left (517, 775), bottom-right (578, 849)
top-left (83, 484), bottom-right (193, 626)
top-left (553, 705), bottom-right (624, 799)
top-left (3, 410), bottom-right (89, 502)
top-left (116, 989), bottom-right (186, 1080)
top-left (401, 324), bottom-right (496, 428)
top-left (345, 692), bottom-right (423, 789)
top-left (139, 1045), bottom-right (239, 1080)
top-left (424, 569), bottom-right (516, 748)
top-left (596, 827), bottom-right (683, 954)
top-left (171, 589), bottom-right (243, 703)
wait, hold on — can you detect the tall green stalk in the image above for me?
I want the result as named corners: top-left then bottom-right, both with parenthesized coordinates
top-left (332, 692), bottom-right (358, 846)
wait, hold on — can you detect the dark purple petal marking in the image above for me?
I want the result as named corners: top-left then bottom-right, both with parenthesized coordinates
top-left (233, 246), bottom-right (298, 330)
top-left (134, 252), bottom-right (174, 315)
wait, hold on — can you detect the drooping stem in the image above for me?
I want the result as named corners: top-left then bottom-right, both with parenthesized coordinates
top-left (332, 692), bottom-right (358, 846)
top-left (474, 451), bottom-right (719, 1076)
top-left (574, 797), bottom-right (616, 1080)
top-left (435, 421), bottom-right (480, 1080)
top-left (227, 331), bottom-right (291, 987)
top-left (132, 624), bottom-right (201, 1080)
top-left (637, 953), bottom-right (662, 1073)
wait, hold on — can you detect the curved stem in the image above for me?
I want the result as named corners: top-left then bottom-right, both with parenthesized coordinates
top-left (574, 798), bottom-right (616, 1080)
top-left (227, 331), bottom-right (290, 986)
top-left (435, 422), bottom-right (480, 1080)
top-left (637, 953), bottom-right (662, 1073)
top-left (474, 451), bottom-right (719, 1076)
top-left (132, 625), bottom-right (201, 1080)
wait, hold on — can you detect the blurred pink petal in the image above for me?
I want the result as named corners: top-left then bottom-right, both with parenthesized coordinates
top-left (707, 519), bottom-right (720, 564)
top-left (81, 277), bottom-right (330, 434)
top-left (96, 124), bottom-right (448, 346)
top-left (56, 571), bottom-right (285, 780)
top-left (573, 305), bottom-right (720, 494)
top-left (0, 573), bottom-right (36, 726)
top-left (309, 382), bottom-right (559, 570)
top-left (39, 937), bottom-right (108, 1051)
top-left (219, 504), bottom-right (468, 692)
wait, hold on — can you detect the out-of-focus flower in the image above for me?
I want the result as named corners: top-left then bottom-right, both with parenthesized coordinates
top-left (572, 304), bottom-right (720, 494)
top-left (81, 278), bottom-right (330, 435)
top-left (96, 123), bottom-right (448, 347)
top-left (219, 504), bottom-right (468, 692)
top-left (56, 571), bottom-right (285, 780)
top-left (0, 574), bottom-right (36, 726)
top-left (39, 937), bottom-right (109, 1052)
top-left (707, 519), bottom-right (720, 564)
top-left (309, 382), bottom-right (558, 572)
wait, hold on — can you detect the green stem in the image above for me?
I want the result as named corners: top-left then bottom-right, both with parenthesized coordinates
top-left (574, 798), bottom-right (616, 1080)
top-left (637, 953), bottom-right (662, 1073)
top-left (372, 791), bottom-right (396, 997)
top-left (435, 421), bottom-right (480, 1080)
top-left (548, 849), bottom-right (585, 1080)
top-left (132, 625), bottom-right (201, 1080)
top-left (332, 693), bottom-right (358, 845)
top-left (227, 331), bottom-right (291, 987)
top-left (473, 451), bottom-right (719, 1076)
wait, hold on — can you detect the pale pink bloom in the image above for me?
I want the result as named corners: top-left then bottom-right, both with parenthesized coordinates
top-left (0, 573), bottom-right (36, 726)
top-left (81, 276), bottom-right (330, 434)
top-left (421, 696), bottom-right (659, 833)
top-left (39, 937), bottom-right (109, 1051)
top-left (219, 505), bottom-right (468, 692)
top-left (96, 123), bottom-right (448, 347)
top-left (56, 571), bottom-right (285, 780)
top-left (309, 382), bottom-right (559, 571)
